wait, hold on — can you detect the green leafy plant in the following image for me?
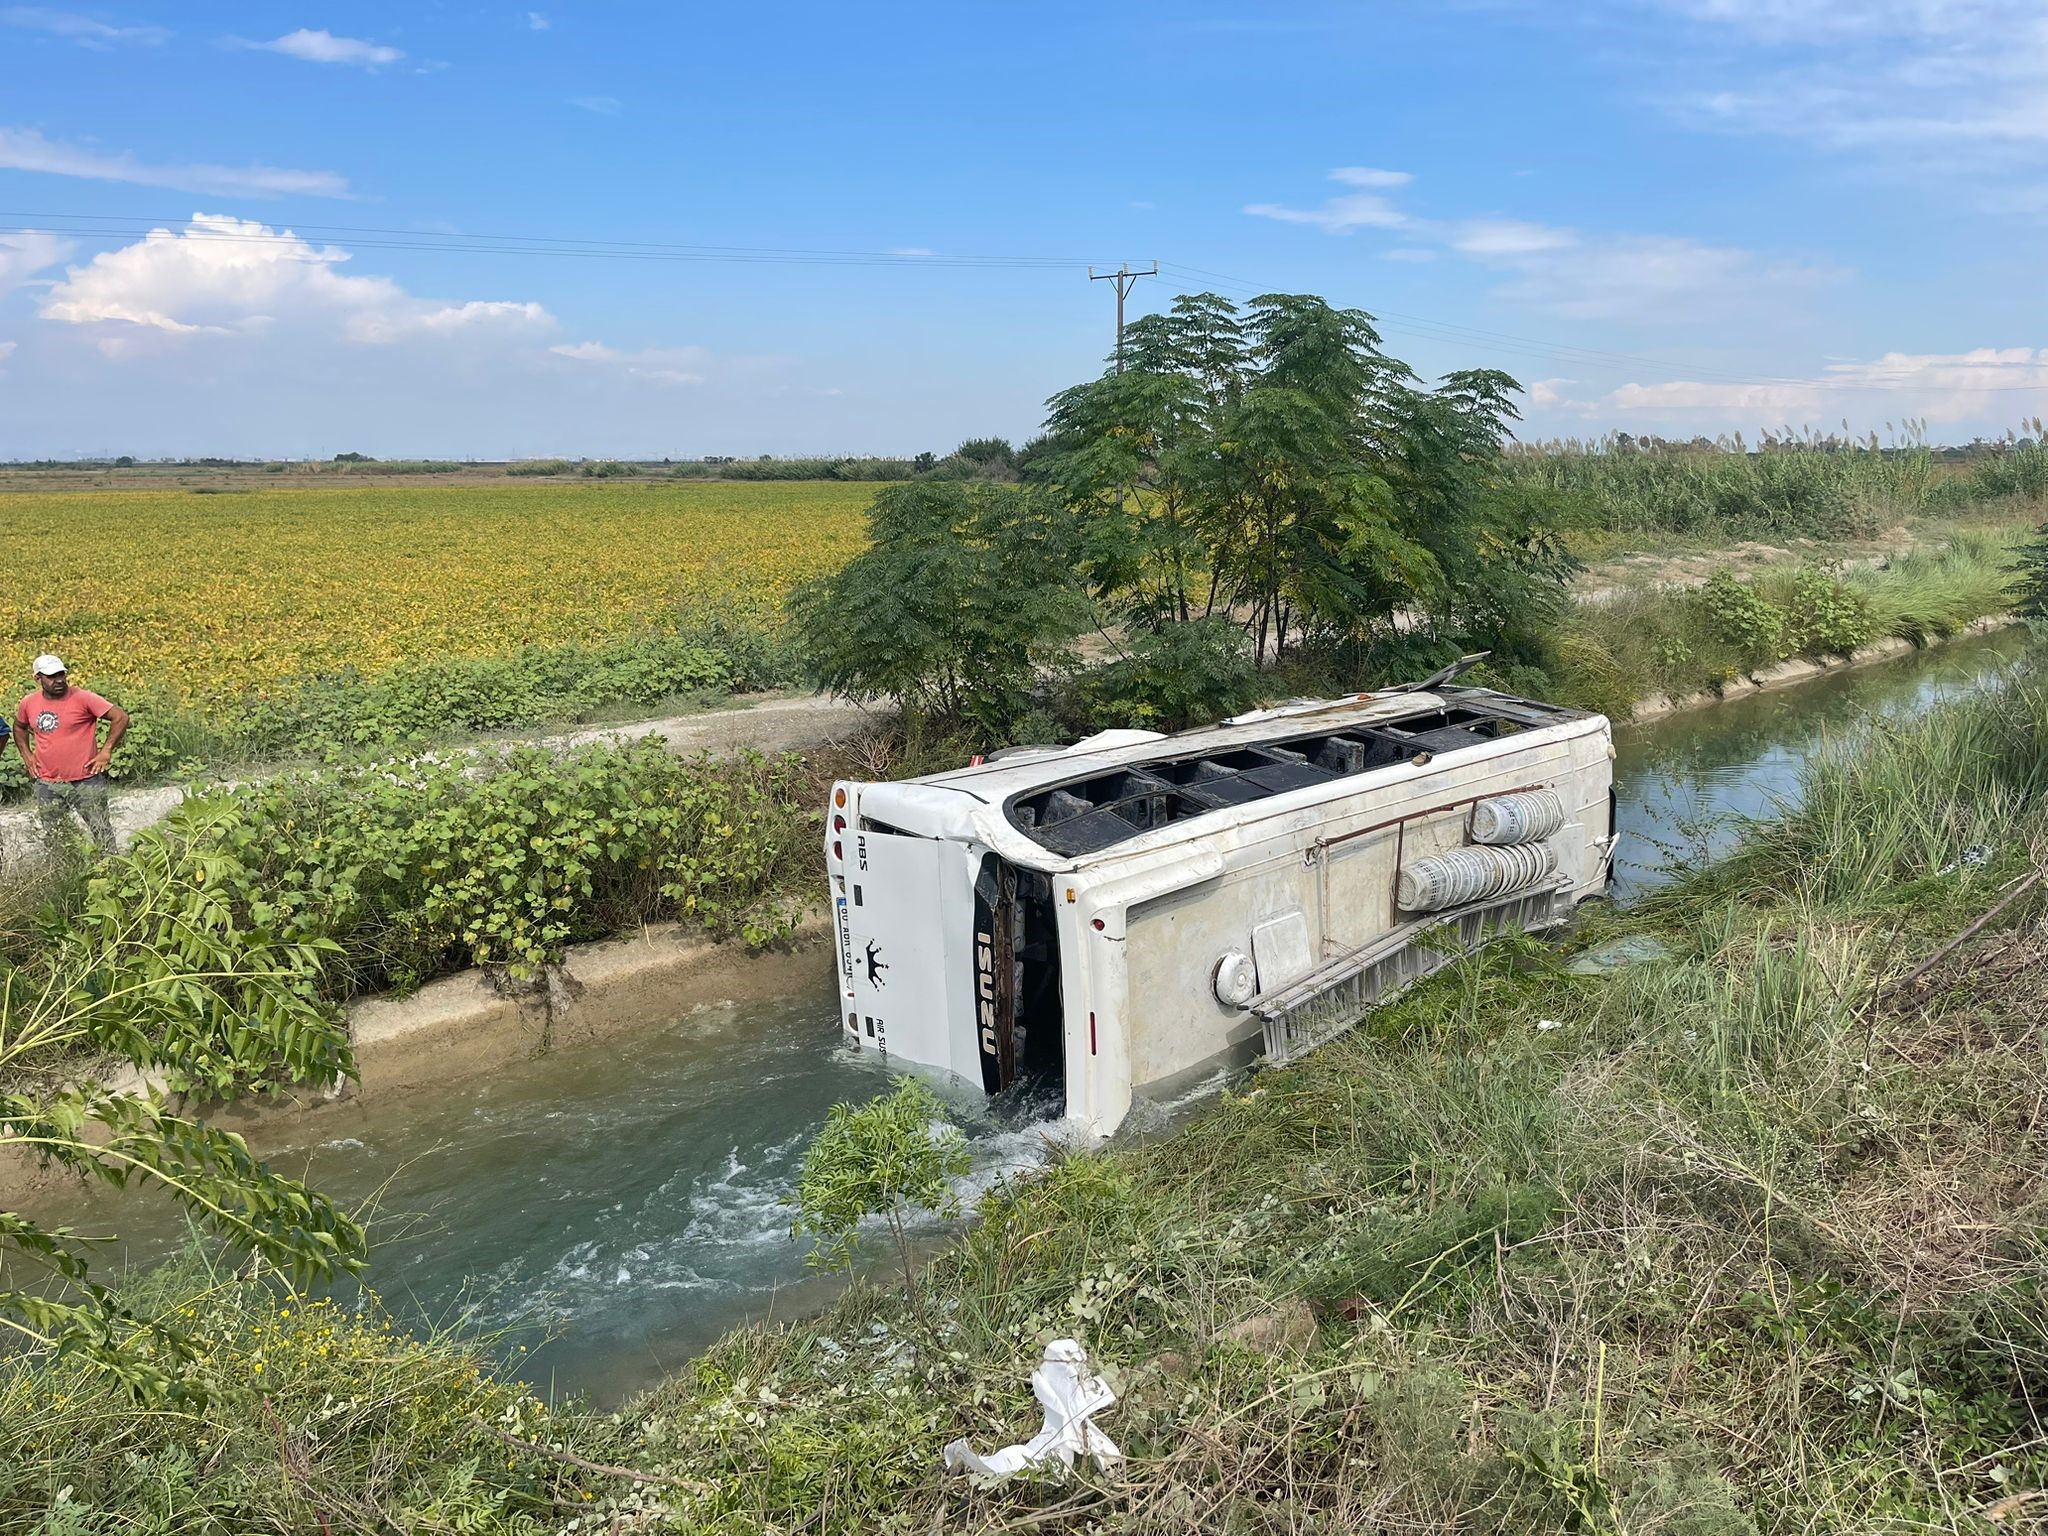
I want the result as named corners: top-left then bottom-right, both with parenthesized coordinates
top-left (1036, 292), bottom-right (1579, 683)
top-left (1083, 615), bottom-right (1262, 731)
top-left (1779, 563), bottom-right (1874, 657)
top-left (0, 861), bottom-right (364, 1400)
top-left (792, 1079), bottom-right (969, 1338)
top-left (1700, 569), bottom-right (1787, 664)
top-left (2011, 519), bottom-right (2048, 620)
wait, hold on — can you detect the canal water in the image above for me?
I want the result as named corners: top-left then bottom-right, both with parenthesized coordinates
top-left (70, 629), bottom-right (2032, 1405)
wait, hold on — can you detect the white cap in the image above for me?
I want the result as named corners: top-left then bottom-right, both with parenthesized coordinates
top-left (32, 654), bottom-right (64, 676)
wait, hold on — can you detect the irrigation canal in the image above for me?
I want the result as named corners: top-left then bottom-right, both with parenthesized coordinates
top-left (69, 628), bottom-right (2033, 1405)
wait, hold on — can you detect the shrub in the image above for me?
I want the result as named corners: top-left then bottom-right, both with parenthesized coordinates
top-left (1699, 569), bottom-right (1786, 665)
top-left (1776, 564), bottom-right (1874, 657)
top-left (0, 1270), bottom-right (605, 1528)
top-left (1081, 616), bottom-right (1262, 731)
top-left (2015, 520), bottom-right (2048, 619)
top-left (790, 481), bottom-right (1090, 740)
top-left (41, 741), bottom-right (819, 997)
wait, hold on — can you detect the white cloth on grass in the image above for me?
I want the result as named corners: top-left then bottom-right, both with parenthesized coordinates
top-left (942, 1338), bottom-right (1122, 1478)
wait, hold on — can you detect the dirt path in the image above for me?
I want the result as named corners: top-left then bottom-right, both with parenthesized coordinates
top-left (0, 692), bottom-right (881, 862)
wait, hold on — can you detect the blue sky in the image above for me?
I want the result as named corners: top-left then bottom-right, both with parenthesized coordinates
top-left (2, 1), bottom-right (2045, 457)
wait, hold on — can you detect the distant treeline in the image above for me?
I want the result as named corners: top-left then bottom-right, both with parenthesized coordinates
top-left (1, 438), bottom-right (1039, 482)
top-left (509, 437), bottom-right (1033, 483)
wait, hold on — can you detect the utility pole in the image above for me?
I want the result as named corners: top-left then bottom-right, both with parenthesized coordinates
top-left (1088, 262), bottom-right (1158, 372)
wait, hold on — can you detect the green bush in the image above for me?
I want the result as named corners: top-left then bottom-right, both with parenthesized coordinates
top-left (2014, 520), bottom-right (2048, 619)
top-left (790, 480), bottom-right (1089, 740)
top-left (505, 458), bottom-right (573, 476)
top-left (0, 1267), bottom-right (607, 1531)
top-left (38, 740), bottom-right (819, 998)
top-left (1773, 564), bottom-right (1874, 657)
top-left (1081, 616), bottom-right (1263, 732)
top-left (1700, 569), bottom-right (1786, 664)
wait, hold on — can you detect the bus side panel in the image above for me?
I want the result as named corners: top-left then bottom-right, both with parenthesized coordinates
top-left (839, 830), bottom-right (979, 1080)
top-left (1115, 731), bottom-right (1607, 1093)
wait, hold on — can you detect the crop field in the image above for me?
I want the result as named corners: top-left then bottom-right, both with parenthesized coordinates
top-left (0, 480), bottom-right (873, 708)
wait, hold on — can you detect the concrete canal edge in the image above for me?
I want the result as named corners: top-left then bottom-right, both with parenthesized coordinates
top-left (1627, 614), bottom-right (2017, 723)
top-left (0, 916), bottom-right (836, 1206)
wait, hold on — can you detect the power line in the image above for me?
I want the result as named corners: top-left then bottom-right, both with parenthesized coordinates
top-left (5, 212), bottom-right (2043, 396)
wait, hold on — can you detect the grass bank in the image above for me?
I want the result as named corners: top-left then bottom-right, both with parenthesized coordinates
top-left (1521, 530), bottom-right (2021, 719)
top-left (7, 645), bottom-right (2045, 1531)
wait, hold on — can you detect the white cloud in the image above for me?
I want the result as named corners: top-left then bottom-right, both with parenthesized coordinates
top-left (1245, 193), bottom-right (1407, 233)
top-left (1450, 218), bottom-right (1578, 256)
top-left (568, 94), bottom-right (622, 115)
top-left (1627, 0), bottom-right (2048, 172)
top-left (0, 7), bottom-right (168, 45)
top-left (39, 214), bottom-right (555, 346)
top-left (1540, 347), bottom-right (2048, 429)
top-left (243, 28), bottom-right (402, 67)
top-left (550, 338), bottom-right (707, 386)
top-left (1330, 166), bottom-right (1412, 188)
top-left (889, 246), bottom-right (935, 257)
top-left (0, 126), bottom-right (353, 198)
top-left (350, 299), bottom-right (550, 344)
top-left (1246, 166), bottom-right (1824, 321)
top-left (527, 10), bottom-right (550, 29)
top-left (1247, 166), bottom-right (1416, 232)
top-left (0, 230), bottom-right (71, 296)
top-left (0, 222), bottom-right (842, 457)
top-left (0, 340), bottom-right (15, 364)
top-left (1484, 233), bottom-right (1830, 322)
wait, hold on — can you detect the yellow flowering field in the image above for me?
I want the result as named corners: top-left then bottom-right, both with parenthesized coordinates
top-left (0, 480), bottom-right (872, 708)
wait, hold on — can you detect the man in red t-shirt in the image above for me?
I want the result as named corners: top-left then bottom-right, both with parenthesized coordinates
top-left (14, 654), bottom-right (128, 850)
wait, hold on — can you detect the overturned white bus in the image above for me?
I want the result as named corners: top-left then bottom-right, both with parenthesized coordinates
top-left (825, 681), bottom-right (1616, 1137)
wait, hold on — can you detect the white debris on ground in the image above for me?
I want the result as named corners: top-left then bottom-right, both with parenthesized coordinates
top-left (942, 1339), bottom-right (1122, 1480)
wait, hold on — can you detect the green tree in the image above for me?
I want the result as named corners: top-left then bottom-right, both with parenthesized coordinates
top-left (788, 480), bottom-right (1089, 737)
top-left (791, 1079), bottom-right (969, 1340)
top-left (2, 836), bottom-right (365, 1399)
top-left (1370, 368), bottom-right (1580, 664)
top-left (1084, 614), bottom-right (1261, 731)
top-left (1038, 291), bottom-right (1577, 677)
top-left (1040, 294), bottom-right (1240, 627)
